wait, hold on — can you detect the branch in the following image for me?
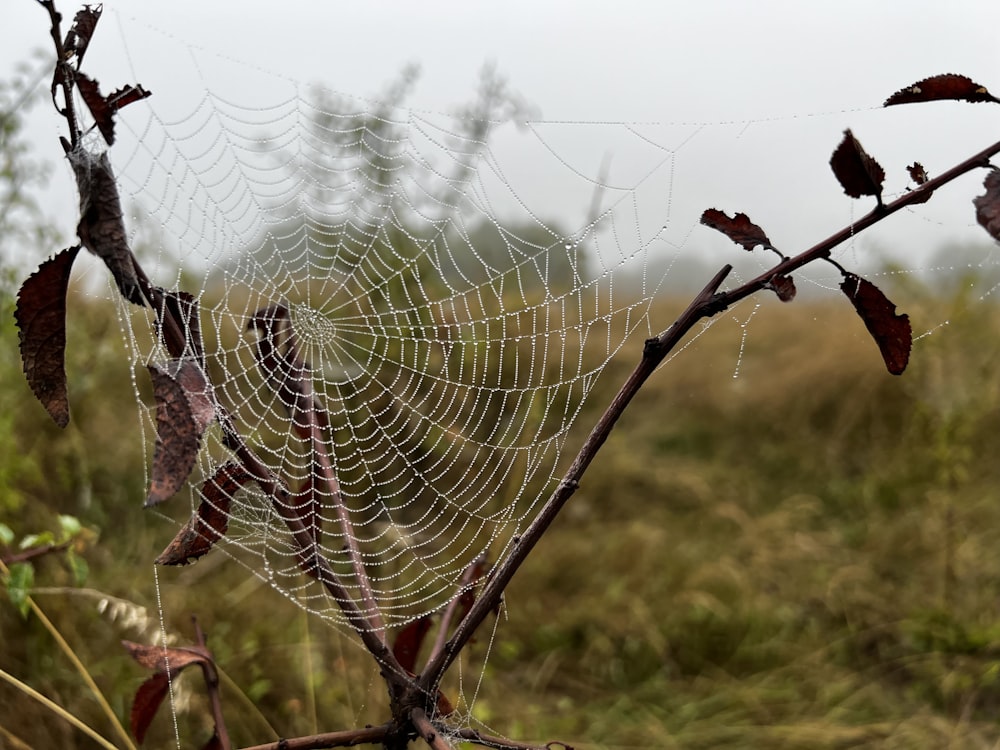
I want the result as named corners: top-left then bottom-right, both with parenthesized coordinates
top-left (1, 539), bottom-right (72, 566)
top-left (36, 0), bottom-right (79, 150)
top-left (450, 728), bottom-right (574, 750)
top-left (192, 617), bottom-right (231, 750)
top-left (238, 724), bottom-right (391, 750)
top-left (411, 708), bottom-right (454, 750)
top-left (419, 135), bottom-right (1000, 694)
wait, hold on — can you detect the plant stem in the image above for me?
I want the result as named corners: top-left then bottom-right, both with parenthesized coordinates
top-left (0, 666), bottom-right (119, 750)
top-left (0, 560), bottom-right (137, 750)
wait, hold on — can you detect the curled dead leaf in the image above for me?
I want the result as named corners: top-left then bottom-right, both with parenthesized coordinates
top-left (840, 273), bottom-right (911, 375)
top-left (766, 274), bottom-right (796, 303)
top-left (122, 640), bottom-right (211, 674)
top-left (63, 5), bottom-right (102, 68)
top-left (146, 359), bottom-right (217, 506)
top-left (973, 168), bottom-right (1000, 243)
top-left (14, 246), bottom-right (81, 427)
top-left (905, 162), bottom-right (933, 204)
top-left (156, 463), bottom-right (253, 565)
top-left (830, 130), bottom-right (885, 203)
top-left (75, 73), bottom-right (151, 146)
top-left (700, 209), bottom-right (776, 253)
top-left (67, 147), bottom-right (144, 305)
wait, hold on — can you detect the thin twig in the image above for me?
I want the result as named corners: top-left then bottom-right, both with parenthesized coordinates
top-left (35, 0), bottom-right (79, 149)
top-left (192, 617), bottom-right (232, 750)
top-left (419, 135), bottom-right (1000, 694)
top-left (1, 539), bottom-right (72, 565)
top-left (425, 554), bottom-right (487, 669)
top-left (238, 724), bottom-right (392, 750)
top-left (450, 728), bottom-right (574, 750)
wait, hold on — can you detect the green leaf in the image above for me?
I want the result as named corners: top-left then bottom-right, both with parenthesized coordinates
top-left (65, 549), bottom-right (89, 586)
top-left (6, 562), bottom-right (34, 617)
top-left (57, 514), bottom-right (82, 539)
top-left (0, 523), bottom-right (13, 547)
top-left (18, 531), bottom-right (54, 550)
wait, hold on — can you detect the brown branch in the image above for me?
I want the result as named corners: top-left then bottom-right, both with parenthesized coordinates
top-left (36, 0), bottom-right (79, 150)
top-left (192, 616), bottom-right (232, 750)
top-left (1, 539), bottom-right (72, 566)
top-left (450, 728), bottom-right (574, 750)
top-left (419, 135), bottom-right (1000, 694)
top-left (425, 554), bottom-right (487, 669)
top-left (411, 708), bottom-right (453, 750)
top-left (238, 724), bottom-right (392, 750)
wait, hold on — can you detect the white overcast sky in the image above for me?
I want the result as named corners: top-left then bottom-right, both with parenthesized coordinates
top-left (3, 0), bottom-right (1000, 280)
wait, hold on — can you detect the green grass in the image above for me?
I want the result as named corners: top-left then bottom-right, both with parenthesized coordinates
top-left (5, 278), bottom-right (1000, 748)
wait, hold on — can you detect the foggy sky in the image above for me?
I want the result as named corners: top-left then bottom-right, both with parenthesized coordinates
top-left (3, 1), bottom-right (1000, 280)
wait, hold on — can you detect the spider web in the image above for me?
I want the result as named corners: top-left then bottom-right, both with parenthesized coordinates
top-left (73, 18), bottom-right (999, 644)
top-left (107, 64), bottom-right (686, 630)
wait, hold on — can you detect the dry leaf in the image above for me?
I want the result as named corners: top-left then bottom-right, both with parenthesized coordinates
top-left (67, 147), bottom-right (144, 305)
top-left (155, 463), bottom-right (253, 565)
top-left (392, 616), bottom-right (433, 674)
top-left (767, 273), bottom-right (796, 302)
top-left (840, 273), bottom-right (912, 375)
top-left (700, 209), bottom-right (776, 253)
top-left (14, 246), bottom-right (81, 427)
top-left (973, 169), bottom-right (1000, 243)
top-left (830, 130), bottom-right (885, 203)
top-left (885, 74), bottom-right (1000, 107)
top-left (63, 5), bottom-right (102, 68)
top-left (146, 359), bottom-right (217, 506)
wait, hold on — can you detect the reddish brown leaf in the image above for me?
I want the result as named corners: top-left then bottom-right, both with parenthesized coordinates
top-left (885, 74), bottom-right (1000, 107)
top-left (123, 640), bottom-right (211, 673)
top-left (830, 130), bottom-right (885, 203)
top-left (767, 273), bottom-right (796, 303)
top-left (156, 463), bottom-right (253, 565)
top-left (155, 289), bottom-right (205, 366)
top-left (130, 672), bottom-right (170, 744)
top-left (108, 84), bottom-right (153, 111)
top-left (392, 616), bottom-right (433, 673)
top-left (66, 147), bottom-right (144, 305)
top-left (905, 162), bottom-right (934, 204)
top-left (75, 72), bottom-right (117, 145)
top-left (125, 640), bottom-right (213, 743)
top-left (146, 359), bottom-right (217, 506)
top-left (63, 5), bottom-right (102, 68)
top-left (436, 689), bottom-right (456, 717)
top-left (974, 169), bottom-right (1000, 243)
top-left (840, 273), bottom-right (912, 375)
top-left (907, 163), bottom-right (929, 185)
top-left (14, 246), bottom-right (81, 427)
top-left (74, 75), bottom-right (152, 147)
top-left (700, 209), bottom-right (776, 253)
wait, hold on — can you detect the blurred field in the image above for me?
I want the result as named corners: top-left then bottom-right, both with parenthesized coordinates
top-left (4, 271), bottom-right (1000, 749)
